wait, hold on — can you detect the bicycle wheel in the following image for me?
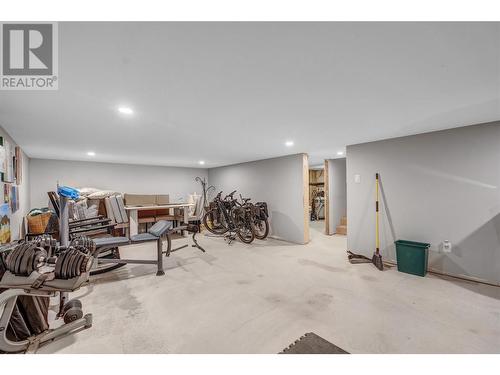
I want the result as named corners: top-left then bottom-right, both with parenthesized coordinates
top-left (252, 218), bottom-right (269, 240)
top-left (231, 207), bottom-right (254, 244)
top-left (203, 208), bottom-right (229, 235)
top-left (236, 222), bottom-right (255, 244)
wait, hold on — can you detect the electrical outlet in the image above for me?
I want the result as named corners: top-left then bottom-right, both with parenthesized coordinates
top-left (442, 240), bottom-right (452, 253)
top-left (354, 174), bottom-right (361, 184)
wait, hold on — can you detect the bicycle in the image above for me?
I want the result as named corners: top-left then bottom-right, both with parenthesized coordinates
top-left (203, 191), bottom-right (255, 243)
top-left (239, 195), bottom-right (270, 240)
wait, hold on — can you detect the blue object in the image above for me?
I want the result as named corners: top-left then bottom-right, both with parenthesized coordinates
top-left (58, 186), bottom-right (80, 200)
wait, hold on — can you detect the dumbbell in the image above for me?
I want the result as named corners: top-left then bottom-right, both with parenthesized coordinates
top-left (54, 248), bottom-right (93, 280)
top-left (6, 243), bottom-right (48, 276)
top-left (62, 299), bottom-right (83, 324)
top-left (70, 236), bottom-right (97, 256)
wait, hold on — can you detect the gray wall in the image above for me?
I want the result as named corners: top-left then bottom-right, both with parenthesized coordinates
top-left (327, 158), bottom-right (346, 235)
top-left (347, 122), bottom-right (500, 284)
top-left (208, 154), bottom-right (307, 244)
top-left (0, 125), bottom-right (30, 241)
top-left (30, 159), bottom-right (207, 208)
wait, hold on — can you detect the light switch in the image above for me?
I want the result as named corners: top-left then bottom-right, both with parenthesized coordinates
top-left (354, 174), bottom-right (361, 184)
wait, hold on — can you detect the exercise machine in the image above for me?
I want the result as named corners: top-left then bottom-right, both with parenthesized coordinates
top-left (56, 185), bottom-right (206, 277)
top-left (92, 221), bottom-right (205, 276)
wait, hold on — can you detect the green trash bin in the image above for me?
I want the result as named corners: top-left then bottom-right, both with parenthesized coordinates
top-left (394, 240), bottom-right (430, 277)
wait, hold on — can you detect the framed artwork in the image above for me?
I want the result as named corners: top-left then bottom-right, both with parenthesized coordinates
top-left (0, 141), bottom-right (4, 174)
top-left (10, 185), bottom-right (18, 213)
top-left (14, 146), bottom-right (22, 184)
top-left (3, 183), bottom-right (9, 204)
top-left (0, 137), bottom-right (14, 183)
top-left (0, 203), bottom-right (11, 244)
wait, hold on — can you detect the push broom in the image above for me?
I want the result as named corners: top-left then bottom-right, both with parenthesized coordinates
top-left (347, 172), bottom-right (383, 270)
top-left (372, 173), bottom-right (383, 270)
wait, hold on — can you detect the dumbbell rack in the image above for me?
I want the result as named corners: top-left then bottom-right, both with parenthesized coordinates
top-left (0, 193), bottom-right (93, 353)
top-left (59, 194), bottom-right (70, 318)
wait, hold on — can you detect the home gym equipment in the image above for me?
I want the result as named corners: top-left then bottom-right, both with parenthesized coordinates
top-left (47, 189), bottom-right (122, 275)
top-left (0, 183), bottom-right (208, 353)
top-left (0, 238), bottom-right (94, 353)
top-left (58, 186), bottom-right (78, 317)
top-left (54, 185), bottom-right (206, 277)
top-left (46, 190), bottom-right (116, 241)
top-left (91, 221), bottom-right (205, 277)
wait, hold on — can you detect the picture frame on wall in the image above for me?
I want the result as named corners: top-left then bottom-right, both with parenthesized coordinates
top-left (15, 146), bottom-right (22, 184)
top-left (10, 185), bottom-right (19, 213)
top-left (0, 140), bottom-right (5, 174)
top-left (0, 137), bottom-right (14, 183)
top-left (0, 202), bottom-right (11, 244)
top-left (3, 183), bottom-right (9, 204)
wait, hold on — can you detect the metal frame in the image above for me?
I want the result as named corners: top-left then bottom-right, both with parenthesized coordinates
top-left (94, 226), bottom-right (205, 277)
top-left (0, 193), bottom-right (93, 353)
top-left (96, 237), bottom-right (166, 276)
top-left (0, 288), bottom-right (92, 353)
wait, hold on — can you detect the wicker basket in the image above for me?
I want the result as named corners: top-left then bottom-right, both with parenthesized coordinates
top-left (27, 212), bottom-right (52, 234)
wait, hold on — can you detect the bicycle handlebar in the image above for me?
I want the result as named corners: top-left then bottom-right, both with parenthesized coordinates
top-left (224, 190), bottom-right (237, 200)
top-left (239, 194), bottom-right (252, 204)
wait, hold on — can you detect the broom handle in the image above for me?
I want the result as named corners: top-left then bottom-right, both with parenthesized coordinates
top-left (375, 173), bottom-right (380, 255)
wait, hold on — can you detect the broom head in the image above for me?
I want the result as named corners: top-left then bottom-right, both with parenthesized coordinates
top-left (372, 252), bottom-right (384, 271)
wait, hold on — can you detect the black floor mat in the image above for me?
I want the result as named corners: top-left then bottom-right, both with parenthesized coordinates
top-left (280, 332), bottom-right (349, 354)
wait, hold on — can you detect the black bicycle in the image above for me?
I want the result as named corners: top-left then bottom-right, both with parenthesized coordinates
top-left (239, 196), bottom-right (269, 240)
top-left (203, 191), bottom-right (255, 243)
top-left (203, 191), bottom-right (230, 235)
top-left (203, 191), bottom-right (269, 243)
top-left (230, 201), bottom-right (255, 244)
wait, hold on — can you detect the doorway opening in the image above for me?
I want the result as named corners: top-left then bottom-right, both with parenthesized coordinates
top-left (324, 158), bottom-right (347, 236)
top-left (308, 165), bottom-right (326, 234)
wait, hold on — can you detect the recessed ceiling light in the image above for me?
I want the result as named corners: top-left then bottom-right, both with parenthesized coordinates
top-left (199, 160), bottom-right (205, 165)
top-left (118, 106), bottom-right (134, 115)
top-left (87, 151), bottom-right (96, 156)
top-left (285, 140), bottom-right (294, 147)
top-left (337, 151), bottom-right (344, 156)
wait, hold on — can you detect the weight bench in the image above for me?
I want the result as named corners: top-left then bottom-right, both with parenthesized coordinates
top-left (93, 220), bottom-right (205, 276)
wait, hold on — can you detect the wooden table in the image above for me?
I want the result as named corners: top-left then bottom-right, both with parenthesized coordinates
top-left (125, 203), bottom-right (194, 236)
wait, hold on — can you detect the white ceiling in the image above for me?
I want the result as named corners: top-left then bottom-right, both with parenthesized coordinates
top-left (1, 22), bottom-right (499, 168)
